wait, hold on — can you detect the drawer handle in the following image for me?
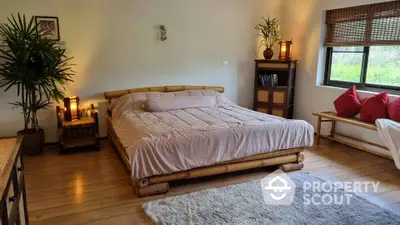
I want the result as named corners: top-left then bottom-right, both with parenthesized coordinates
top-left (17, 167), bottom-right (23, 172)
top-left (8, 196), bottom-right (16, 203)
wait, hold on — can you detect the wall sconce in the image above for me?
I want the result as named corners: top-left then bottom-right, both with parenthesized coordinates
top-left (160, 25), bottom-right (167, 41)
top-left (279, 41), bottom-right (293, 60)
top-left (64, 96), bottom-right (80, 121)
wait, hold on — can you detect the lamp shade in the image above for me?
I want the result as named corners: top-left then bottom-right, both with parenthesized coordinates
top-left (279, 41), bottom-right (293, 60)
top-left (64, 96), bottom-right (80, 121)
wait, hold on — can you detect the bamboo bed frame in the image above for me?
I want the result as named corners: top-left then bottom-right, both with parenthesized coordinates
top-left (104, 85), bottom-right (305, 197)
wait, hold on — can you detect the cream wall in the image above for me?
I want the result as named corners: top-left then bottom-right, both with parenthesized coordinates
top-left (281, 0), bottom-right (399, 156)
top-left (0, 0), bottom-right (283, 142)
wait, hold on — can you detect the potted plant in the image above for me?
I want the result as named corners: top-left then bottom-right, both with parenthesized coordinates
top-left (0, 14), bottom-right (75, 155)
top-left (255, 17), bottom-right (281, 59)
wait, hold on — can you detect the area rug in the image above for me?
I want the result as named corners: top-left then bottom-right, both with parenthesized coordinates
top-left (143, 172), bottom-right (400, 225)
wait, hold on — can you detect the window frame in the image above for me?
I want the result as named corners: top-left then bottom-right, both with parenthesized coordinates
top-left (324, 46), bottom-right (400, 93)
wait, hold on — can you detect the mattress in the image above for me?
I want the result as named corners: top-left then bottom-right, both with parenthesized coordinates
top-left (111, 90), bottom-right (314, 180)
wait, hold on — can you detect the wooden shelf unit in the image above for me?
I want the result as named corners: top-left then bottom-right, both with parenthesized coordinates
top-left (254, 59), bottom-right (297, 119)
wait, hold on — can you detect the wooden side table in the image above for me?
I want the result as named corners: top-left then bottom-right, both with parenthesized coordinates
top-left (56, 106), bottom-right (100, 153)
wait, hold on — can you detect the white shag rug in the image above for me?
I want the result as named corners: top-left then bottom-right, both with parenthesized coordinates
top-left (143, 172), bottom-right (400, 225)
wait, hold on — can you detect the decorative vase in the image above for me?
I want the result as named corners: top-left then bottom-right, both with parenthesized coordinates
top-left (263, 48), bottom-right (274, 59)
top-left (17, 128), bottom-right (45, 155)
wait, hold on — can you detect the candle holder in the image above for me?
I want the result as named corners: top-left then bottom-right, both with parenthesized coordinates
top-left (64, 96), bottom-right (80, 121)
top-left (279, 41), bottom-right (293, 60)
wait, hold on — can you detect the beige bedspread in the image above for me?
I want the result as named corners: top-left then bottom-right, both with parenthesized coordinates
top-left (111, 90), bottom-right (314, 180)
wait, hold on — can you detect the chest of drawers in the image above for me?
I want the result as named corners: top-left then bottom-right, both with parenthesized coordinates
top-left (0, 137), bottom-right (29, 225)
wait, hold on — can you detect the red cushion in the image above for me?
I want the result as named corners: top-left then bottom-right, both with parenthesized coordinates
top-left (359, 98), bottom-right (367, 105)
top-left (360, 92), bottom-right (389, 123)
top-left (388, 98), bottom-right (400, 122)
top-left (333, 86), bottom-right (361, 117)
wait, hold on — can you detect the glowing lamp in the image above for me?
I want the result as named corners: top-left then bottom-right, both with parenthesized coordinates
top-left (64, 96), bottom-right (80, 121)
top-left (279, 41), bottom-right (293, 61)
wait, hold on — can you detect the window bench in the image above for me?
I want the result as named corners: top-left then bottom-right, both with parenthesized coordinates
top-left (313, 111), bottom-right (391, 159)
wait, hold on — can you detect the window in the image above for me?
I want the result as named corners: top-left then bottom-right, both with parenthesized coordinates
top-left (324, 1), bottom-right (400, 91)
top-left (325, 45), bottom-right (400, 89)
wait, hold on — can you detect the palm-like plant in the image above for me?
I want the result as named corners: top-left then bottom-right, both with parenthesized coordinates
top-left (0, 14), bottom-right (75, 132)
top-left (255, 17), bottom-right (281, 49)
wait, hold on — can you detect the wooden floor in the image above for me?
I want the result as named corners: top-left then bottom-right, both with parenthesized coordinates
top-left (24, 139), bottom-right (400, 225)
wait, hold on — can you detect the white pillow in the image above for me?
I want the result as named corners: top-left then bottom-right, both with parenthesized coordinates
top-left (145, 96), bottom-right (216, 112)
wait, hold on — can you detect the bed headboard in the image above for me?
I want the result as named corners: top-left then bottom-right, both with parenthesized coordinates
top-left (104, 85), bottom-right (225, 103)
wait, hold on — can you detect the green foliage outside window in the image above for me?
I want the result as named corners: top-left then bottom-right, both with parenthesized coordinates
top-left (329, 46), bottom-right (400, 87)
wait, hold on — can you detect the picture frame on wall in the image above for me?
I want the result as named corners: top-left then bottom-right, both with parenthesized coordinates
top-left (35, 16), bottom-right (60, 41)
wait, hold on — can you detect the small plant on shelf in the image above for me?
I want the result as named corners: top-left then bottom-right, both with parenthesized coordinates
top-left (0, 14), bottom-right (75, 155)
top-left (255, 17), bottom-right (281, 59)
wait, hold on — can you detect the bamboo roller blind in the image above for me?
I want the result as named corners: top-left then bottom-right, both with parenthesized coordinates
top-left (325, 1), bottom-right (400, 46)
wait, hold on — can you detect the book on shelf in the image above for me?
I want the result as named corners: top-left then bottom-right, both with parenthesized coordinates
top-left (258, 74), bottom-right (279, 87)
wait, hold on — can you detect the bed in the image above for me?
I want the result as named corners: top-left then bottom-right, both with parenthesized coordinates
top-left (104, 86), bottom-right (314, 197)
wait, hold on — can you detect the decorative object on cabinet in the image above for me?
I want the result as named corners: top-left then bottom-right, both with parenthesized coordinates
top-left (56, 104), bottom-right (99, 153)
top-left (0, 14), bottom-right (75, 155)
top-left (255, 17), bottom-right (281, 59)
top-left (279, 41), bottom-right (293, 60)
top-left (160, 25), bottom-right (167, 41)
top-left (35, 16), bottom-right (60, 41)
top-left (0, 136), bottom-right (29, 225)
top-left (254, 59), bottom-right (297, 118)
top-left (64, 96), bottom-right (80, 121)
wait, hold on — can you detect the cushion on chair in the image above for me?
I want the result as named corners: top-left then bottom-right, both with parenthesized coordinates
top-left (333, 85), bottom-right (361, 117)
top-left (360, 91), bottom-right (389, 123)
top-left (388, 98), bottom-right (400, 122)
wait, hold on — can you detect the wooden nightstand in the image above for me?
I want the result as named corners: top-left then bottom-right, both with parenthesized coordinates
top-left (56, 106), bottom-right (100, 153)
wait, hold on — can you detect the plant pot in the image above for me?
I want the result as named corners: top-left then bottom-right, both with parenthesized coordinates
top-left (17, 128), bottom-right (45, 155)
top-left (263, 48), bottom-right (274, 59)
